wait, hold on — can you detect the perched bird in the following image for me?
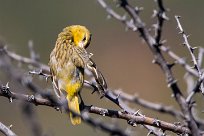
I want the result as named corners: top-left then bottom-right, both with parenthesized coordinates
top-left (49, 25), bottom-right (107, 125)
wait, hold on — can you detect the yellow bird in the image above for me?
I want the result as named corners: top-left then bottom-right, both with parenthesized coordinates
top-left (49, 25), bottom-right (107, 125)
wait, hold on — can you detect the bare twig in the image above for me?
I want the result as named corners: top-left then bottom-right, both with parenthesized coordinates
top-left (97, 0), bottom-right (137, 31)
top-left (0, 122), bottom-right (17, 136)
top-left (175, 16), bottom-right (204, 106)
top-left (0, 46), bottom-right (49, 73)
top-left (198, 48), bottom-right (204, 68)
top-left (113, 90), bottom-right (183, 119)
top-left (28, 40), bottom-right (39, 62)
top-left (160, 46), bottom-right (199, 77)
top-left (175, 16), bottom-right (201, 77)
top-left (29, 69), bottom-right (51, 81)
top-left (153, 0), bottom-right (169, 45)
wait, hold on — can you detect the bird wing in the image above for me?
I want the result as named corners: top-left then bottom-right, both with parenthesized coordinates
top-left (87, 58), bottom-right (107, 95)
top-left (50, 67), bottom-right (61, 98)
top-left (73, 46), bottom-right (107, 94)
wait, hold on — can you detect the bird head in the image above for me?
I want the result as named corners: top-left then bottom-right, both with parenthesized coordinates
top-left (63, 25), bottom-right (91, 49)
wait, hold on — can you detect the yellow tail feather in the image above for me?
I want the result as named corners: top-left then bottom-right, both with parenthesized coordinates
top-left (67, 95), bottom-right (81, 125)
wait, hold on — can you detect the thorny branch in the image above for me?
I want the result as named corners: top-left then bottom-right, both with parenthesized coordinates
top-left (175, 16), bottom-right (204, 103)
top-left (0, 0), bottom-right (204, 135)
top-left (153, 0), bottom-right (168, 45)
top-left (175, 16), bottom-right (201, 77)
top-left (113, 90), bottom-right (183, 119)
top-left (160, 46), bottom-right (199, 77)
top-left (0, 84), bottom-right (191, 135)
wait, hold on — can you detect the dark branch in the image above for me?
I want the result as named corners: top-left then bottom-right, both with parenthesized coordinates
top-left (153, 0), bottom-right (168, 45)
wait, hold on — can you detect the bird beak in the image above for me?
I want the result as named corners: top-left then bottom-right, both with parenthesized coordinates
top-left (78, 41), bottom-right (84, 48)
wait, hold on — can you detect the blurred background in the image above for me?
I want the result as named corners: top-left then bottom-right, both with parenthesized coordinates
top-left (0, 0), bottom-right (204, 135)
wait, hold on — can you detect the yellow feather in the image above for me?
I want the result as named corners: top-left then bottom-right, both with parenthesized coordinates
top-left (66, 95), bottom-right (81, 125)
top-left (66, 83), bottom-right (81, 125)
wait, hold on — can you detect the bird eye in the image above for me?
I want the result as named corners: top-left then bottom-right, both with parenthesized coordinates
top-left (82, 36), bottom-right (86, 42)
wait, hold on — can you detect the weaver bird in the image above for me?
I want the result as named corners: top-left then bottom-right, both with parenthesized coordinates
top-left (49, 25), bottom-right (107, 125)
